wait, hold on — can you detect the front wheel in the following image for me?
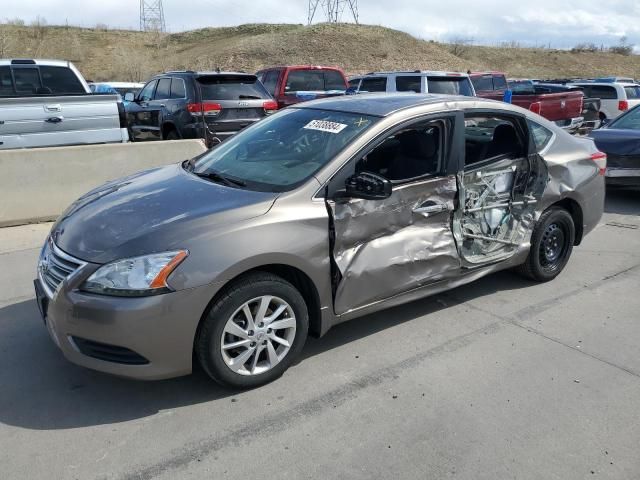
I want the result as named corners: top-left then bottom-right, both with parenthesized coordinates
top-left (195, 272), bottom-right (309, 389)
top-left (517, 207), bottom-right (575, 282)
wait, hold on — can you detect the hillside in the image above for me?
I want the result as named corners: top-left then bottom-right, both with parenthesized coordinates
top-left (1, 22), bottom-right (639, 82)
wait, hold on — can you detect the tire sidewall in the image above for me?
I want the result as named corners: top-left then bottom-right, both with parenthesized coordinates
top-left (530, 208), bottom-right (575, 281)
top-left (199, 276), bottom-right (309, 389)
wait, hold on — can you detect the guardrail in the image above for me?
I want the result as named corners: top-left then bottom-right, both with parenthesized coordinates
top-left (0, 140), bottom-right (207, 227)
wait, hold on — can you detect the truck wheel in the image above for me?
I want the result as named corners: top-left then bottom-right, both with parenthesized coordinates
top-left (517, 207), bottom-right (575, 282)
top-left (165, 129), bottom-right (179, 140)
top-left (195, 272), bottom-right (309, 389)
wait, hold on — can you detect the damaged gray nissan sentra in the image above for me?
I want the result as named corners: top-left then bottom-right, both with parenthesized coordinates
top-left (35, 93), bottom-right (606, 388)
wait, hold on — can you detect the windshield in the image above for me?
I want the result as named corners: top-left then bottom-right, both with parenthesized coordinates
top-left (192, 108), bottom-right (377, 192)
top-left (198, 75), bottom-right (270, 100)
top-left (609, 105), bottom-right (640, 130)
top-left (427, 77), bottom-right (474, 96)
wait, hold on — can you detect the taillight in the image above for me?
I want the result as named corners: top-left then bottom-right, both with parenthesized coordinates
top-left (187, 102), bottom-right (222, 116)
top-left (263, 100), bottom-right (278, 115)
top-left (591, 151), bottom-right (607, 176)
top-left (529, 102), bottom-right (542, 115)
top-left (618, 100), bottom-right (629, 112)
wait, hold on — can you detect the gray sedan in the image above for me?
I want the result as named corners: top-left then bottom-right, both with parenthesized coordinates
top-left (35, 94), bottom-right (605, 388)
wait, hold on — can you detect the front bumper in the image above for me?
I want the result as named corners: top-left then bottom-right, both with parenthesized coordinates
top-left (35, 277), bottom-right (216, 380)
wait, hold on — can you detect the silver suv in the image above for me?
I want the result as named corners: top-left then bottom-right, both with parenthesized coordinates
top-left (35, 94), bottom-right (604, 389)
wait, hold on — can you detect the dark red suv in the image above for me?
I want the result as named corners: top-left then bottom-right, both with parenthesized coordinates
top-left (256, 65), bottom-right (348, 109)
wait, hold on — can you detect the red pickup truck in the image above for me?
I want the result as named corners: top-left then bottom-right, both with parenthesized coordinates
top-left (256, 65), bottom-right (348, 109)
top-left (470, 72), bottom-right (585, 131)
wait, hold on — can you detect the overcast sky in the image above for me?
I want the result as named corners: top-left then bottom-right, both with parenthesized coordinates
top-left (3, 0), bottom-right (639, 50)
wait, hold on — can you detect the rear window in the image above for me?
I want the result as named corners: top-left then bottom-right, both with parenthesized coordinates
top-left (360, 77), bottom-right (386, 92)
top-left (493, 75), bottom-right (508, 90)
top-left (624, 86), bottom-right (640, 99)
top-left (589, 85), bottom-right (617, 100)
top-left (284, 70), bottom-right (347, 94)
top-left (13, 68), bottom-right (41, 93)
top-left (471, 75), bottom-right (493, 92)
top-left (427, 77), bottom-right (474, 96)
top-left (198, 75), bottom-right (270, 100)
top-left (39, 66), bottom-right (85, 94)
top-left (396, 76), bottom-right (421, 92)
top-left (262, 70), bottom-right (279, 96)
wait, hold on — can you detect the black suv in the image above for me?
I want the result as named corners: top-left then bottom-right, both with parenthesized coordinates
top-left (124, 71), bottom-right (277, 146)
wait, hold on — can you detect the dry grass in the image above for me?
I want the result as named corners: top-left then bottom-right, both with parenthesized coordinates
top-left (1, 22), bottom-right (639, 82)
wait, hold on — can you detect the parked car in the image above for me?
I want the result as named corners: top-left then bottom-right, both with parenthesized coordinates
top-left (590, 104), bottom-right (640, 186)
top-left (125, 71), bottom-right (277, 146)
top-left (89, 82), bottom-right (144, 103)
top-left (348, 70), bottom-right (476, 96)
top-left (0, 59), bottom-right (128, 149)
top-left (256, 65), bottom-right (348, 109)
top-left (570, 81), bottom-right (640, 122)
top-left (469, 71), bottom-right (509, 100)
top-left (35, 94), bottom-right (605, 388)
top-left (535, 83), bottom-right (601, 130)
top-left (508, 80), bottom-right (585, 131)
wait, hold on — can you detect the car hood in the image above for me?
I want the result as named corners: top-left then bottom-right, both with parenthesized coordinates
top-left (52, 164), bottom-right (278, 264)
top-left (590, 128), bottom-right (640, 156)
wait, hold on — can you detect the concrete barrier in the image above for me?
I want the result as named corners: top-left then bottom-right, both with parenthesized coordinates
top-left (0, 140), bottom-right (207, 227)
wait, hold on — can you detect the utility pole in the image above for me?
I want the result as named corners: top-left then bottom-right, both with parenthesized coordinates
top-left (140, 0), bottom-right (166, 32)
top-left (308, 0), bottom-right (359, 25)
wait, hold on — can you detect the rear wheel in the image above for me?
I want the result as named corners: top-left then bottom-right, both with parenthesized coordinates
top-left (517, 207), bottom-right (575, 282)
top-left (195, 272), bottom-right (309, 389)
top-left (165, 129), bottom-right (179, 140)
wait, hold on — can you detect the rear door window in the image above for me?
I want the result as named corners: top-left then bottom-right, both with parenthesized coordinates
top-left (13, 67), bottom-right (41, 94)
top-left (262, 70), bottom-right (279, 96)
top-left (0, 66), bottom-right (13, 96)
top-left (154, 78), bottom-right (171, 100)
top-left (528, 119), bottom-right (554, 152)
top-left (285, 70), bottom-right (346, 93)
top-left (360, 77), bottom-right (387, 92)
top-left (396, 76), bottom-right (422, 93)
top-left (471, 75), bottom-right (493, 91)
top-left (428, 77), bottom-right (474, 96)
top-left (624, 86), bottom-right (640, 99)
top-left (170, 78), bottom-right (186, 99)
top-left (39, 66), bottom-right (85, 94)
top-left (198, 75), bottom-right (271, 100)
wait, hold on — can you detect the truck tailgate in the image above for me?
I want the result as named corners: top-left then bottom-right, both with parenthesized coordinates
top-left (0, 94), bottom-right (125, 149)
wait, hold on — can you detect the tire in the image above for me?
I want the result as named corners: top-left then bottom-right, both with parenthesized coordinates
top-left (517, 207), bottom-right (575, 282)
top-left (165, 129), bottom-right (179, 140)
top-left (195, 272), bottom-right (309, 389)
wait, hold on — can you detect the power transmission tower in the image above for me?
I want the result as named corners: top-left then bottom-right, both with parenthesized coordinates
top-left (308, 0), bottom-right (359, 25)
top-left (140, 0), bottom-right (166, 32)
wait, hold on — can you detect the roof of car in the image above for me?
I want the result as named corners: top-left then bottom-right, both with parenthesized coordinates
top-left (294, 93), bottom-right (474, 117)
top-left (0, 59), bottom-right (71, 67)
top-left (355, 70), bottom-right (471, 78)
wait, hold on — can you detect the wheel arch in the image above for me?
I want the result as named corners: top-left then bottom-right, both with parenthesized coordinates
top-left (162, 121), bottom-right (180, 139)
top-left (549, 197), bottom-right (584, 245)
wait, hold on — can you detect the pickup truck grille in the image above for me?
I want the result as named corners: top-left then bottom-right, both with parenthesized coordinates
top-left (38, 238), bottom-right (86, 298)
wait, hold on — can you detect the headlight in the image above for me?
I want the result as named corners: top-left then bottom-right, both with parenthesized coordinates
top-left (81, 250), bottom-right (188, 297)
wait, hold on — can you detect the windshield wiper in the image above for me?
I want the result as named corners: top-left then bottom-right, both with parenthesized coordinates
top-left (194, 170), bottom-right (247, 188)
top-left (238, 95), bottom-right (261, 99)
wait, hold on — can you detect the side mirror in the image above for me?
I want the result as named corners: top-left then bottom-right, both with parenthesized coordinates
top-left (124, 92), bottom-right (135, 102)
top-left (342, 172), bottom-right (392, 200)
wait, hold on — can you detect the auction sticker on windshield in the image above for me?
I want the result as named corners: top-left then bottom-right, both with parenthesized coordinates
top-left (304, 120), bottom-right (348, 134)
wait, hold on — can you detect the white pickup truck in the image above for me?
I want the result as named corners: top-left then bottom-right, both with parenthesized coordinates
top-left (0, 59), bottom-right (129, 149)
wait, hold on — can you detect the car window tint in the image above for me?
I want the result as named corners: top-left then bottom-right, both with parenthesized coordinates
top-left (624, 86), bottom-right (640, 99)
top-left (471, 75), bottom-right (493, 91)
top-left (39, 66), bottom-right (85, 94)
top-left (355, 123), bottom-right (444, 182)
top-left (13, 68), bottom-right (41, 93)
top-left (262, 70), bottom-right (279, 95)
top-left (360, 77), bottom-right (386, 92)
top-left (464, 116), bottom-right (527, 166)
top-left (396, 76), bottom-right (421, 92)
top-left (428, 77), bottom-right (474, 96)
top-left (285, 70), bottom-right (325, 93)
top-left (154, 78), bottom-right (171, 99)
top-left (348, 78), bottom-right (360, 88)
top-left (324, 70), bottom-right (347, 90)
top-left (170, 78), bottom-right (186, 98)
top-left (0, 66), bottom-right (13, 96)
top-left (198, 75), bottom-right (270, 100)
top-left (589, 85), bottom-right (617, 100)
top-left (609, 106), bottom-right (640, 130)
top-left (138, 81), bottom-right (156, 101)
top-left (527, 119), bottom-right (554, 151)
top-left (493, 75), bottom-right (508, 90)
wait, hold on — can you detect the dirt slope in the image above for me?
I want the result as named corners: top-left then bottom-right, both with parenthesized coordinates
top-left (1, 22), bottom-right (638, 82)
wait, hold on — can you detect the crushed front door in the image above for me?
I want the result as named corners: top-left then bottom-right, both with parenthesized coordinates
top-left (327, 175), bottom-right (461, 315)
top-left (453, 153), bottom-right (548, 266)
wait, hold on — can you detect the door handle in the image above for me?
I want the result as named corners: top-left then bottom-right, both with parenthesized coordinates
top-left (45, 116), bottom-right (64, 123)
top-left (413, 202), bottom-right (449, 215)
